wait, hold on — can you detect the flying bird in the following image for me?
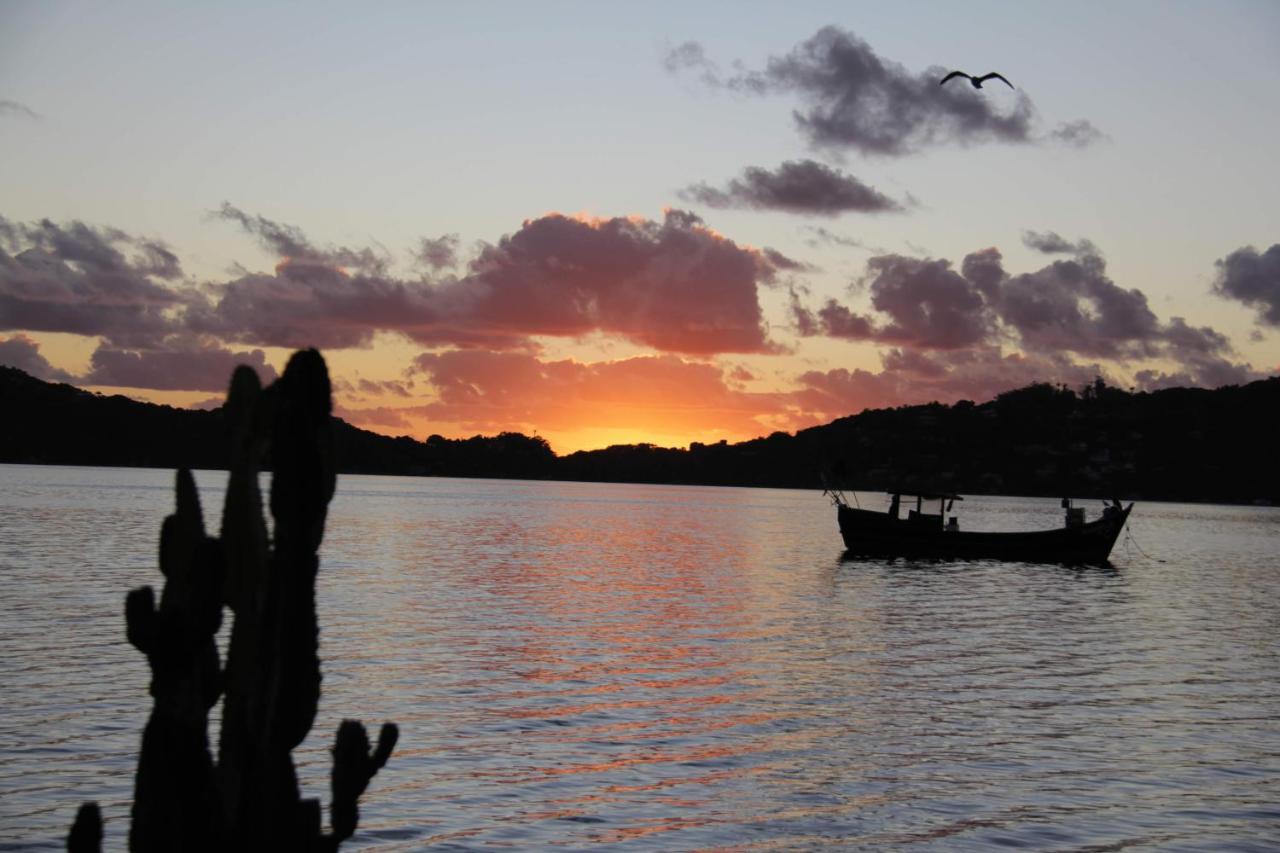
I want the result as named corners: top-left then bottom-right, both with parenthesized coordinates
top-left (939, 71), bottom-right (1013, 89)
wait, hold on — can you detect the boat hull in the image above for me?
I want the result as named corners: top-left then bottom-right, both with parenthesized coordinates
top-left (837, 503), bottom-right (1132, 564)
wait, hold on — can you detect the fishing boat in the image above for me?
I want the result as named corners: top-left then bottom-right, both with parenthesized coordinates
top-left (829, 490), bottom-right (1132, 564)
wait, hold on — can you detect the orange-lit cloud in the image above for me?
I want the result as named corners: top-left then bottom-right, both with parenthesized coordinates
top-left (410, 350), bottom-right (792, 440)
top-left (2, 210), bottom-right (1275, 454)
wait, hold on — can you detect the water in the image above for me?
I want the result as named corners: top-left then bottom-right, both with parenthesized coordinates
top-left (1, 464), bottom-right (1277, 850)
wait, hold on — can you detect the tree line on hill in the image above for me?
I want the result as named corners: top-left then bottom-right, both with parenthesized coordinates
top-left (2, 366), bottom-right (1276, 504)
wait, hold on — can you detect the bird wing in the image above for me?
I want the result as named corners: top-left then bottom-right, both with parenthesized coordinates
top-left (939, 71), bottom-right (970, 86)
top-left (978, 72), bottom-right (1014, 88)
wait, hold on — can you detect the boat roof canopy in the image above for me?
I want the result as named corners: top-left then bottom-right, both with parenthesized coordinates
top-left (889, 491), bottom-right (964, 501)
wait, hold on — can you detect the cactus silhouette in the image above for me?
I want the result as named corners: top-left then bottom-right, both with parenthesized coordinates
top-left (67, 349), bottom-right (397, 852)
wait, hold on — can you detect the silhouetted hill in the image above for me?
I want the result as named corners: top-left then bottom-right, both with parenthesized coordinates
top-left (556, 378), bottom-right (1279, 503)
top-left (0, 366), bottom-right (555, 480)
top-left (2, 366), bottom-right (1277, 503)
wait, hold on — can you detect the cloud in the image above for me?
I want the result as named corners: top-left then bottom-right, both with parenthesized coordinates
top-left (0, 329), bottom-right (279, 394)
top-left (997, 253), bottom-right (1161, 358)
top-left (801, 225), bottom-right (879, 252)
top-left (1213, 243), bottom-right (1280, 327)
top-left (411, 350), bottom-right (791, 437)
top-left (762, 247), bottom-right (813, 273)
top-left (795, 254), bottom-right (992, 349)
top-left (0, 216), bottom-right (191, 347)
top-left (1021, 230), bottom-right (1098, 255)
top-left (447, 209), bottom-right (780, 354)
top-left (679, 159), bottom-right (904, 216)
top-left (960, 246), bottom-right (1004, 298)
top-left (357, 377), bottom-right (413, 398)
top-left (669, 27), bottom-right (1096, 157)
top-left (415, 234), bottom-right (459, 271)
top-left (792, 244), bottom-right (1266, 391)
top-left (0, 100), bottom-right (40, 120)
top-left (188, 397), bottom-right (224, 411)
top-left (860, 255), bottom-right (993, 348)
top-left (333, 403), bottom-right (415, 431)
top-left (1132, 316), bottom-right (1267, 390)
top-left (662, 41), bottom-right (723, 88)
top-left (0, 334), bottom-right (75, 382)
top-left (794, 346), bottom-right (1107, 420)
top-left (190, 208), bottom-right (783, 355)
top-left (1, 208), bottom-right (781, 358)
top-left (214, 203), bottom-right (392, 276)
top-left (184, 259), bottom-right (421, 350)
top-left (83, 338), bottom-right (278, 391)
top-left (1049, 119), bottom-right (1106, 148)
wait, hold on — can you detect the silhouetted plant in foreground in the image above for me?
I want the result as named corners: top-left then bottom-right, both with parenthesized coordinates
top-left (67, 349), bottom-right (397, 852)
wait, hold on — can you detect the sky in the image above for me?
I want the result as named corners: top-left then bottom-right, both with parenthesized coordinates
top-left (2, 1), bottom-right (1278, 453)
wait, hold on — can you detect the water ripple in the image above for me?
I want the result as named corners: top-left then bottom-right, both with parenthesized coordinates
top-left (1, 466), bottom-right (1278, 849)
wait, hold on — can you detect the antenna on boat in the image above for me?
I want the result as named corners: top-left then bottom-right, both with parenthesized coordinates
top-left (820, 462), bottom-right (859, 508)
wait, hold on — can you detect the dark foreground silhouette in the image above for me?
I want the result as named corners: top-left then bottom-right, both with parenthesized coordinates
top-left (66, 349), bottom-right (396, 852)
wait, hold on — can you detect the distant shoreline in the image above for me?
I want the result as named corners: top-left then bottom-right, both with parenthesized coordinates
top-left (1, 460), bottom-right (1273, 509)
top-left (3, 366), bottom-right (1277, 507)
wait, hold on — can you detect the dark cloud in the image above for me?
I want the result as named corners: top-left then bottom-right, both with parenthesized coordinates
top-left (1213, 244), bottom-right (1280, 327)
top-left (184, 260), bottom-right (423, 350)
top-left (415, 234), bottom-right (459, 271)
top-left (762, 247), bottom-right (814, 273)
top-left (1134, 316), bottom-right (1267, 391)
top-left (1021, 230), bottom-right (1100, 258)
top-left (189, 208), bottom-right (783, 355)
top-left (816, 299), bottom-right (877, 340)
top-left (214, 203), bottom-right (391, 275)
top-left (801, 225), bottom-right (877, 252)
top-left (0, 216), bottom-right (192, 346)
top-left (792, 244), bottom-right (1266, 391)
top-left (83, 339), bottom-right (278, 391)
top-left (1023, 230), bottom-right (1074, 254)
top-left (663, 41), bottom-right (718, 83)
top-left (997, 253), bottom-right (1161, 358)
top-left (679, 160), bottom-right (904, 216)
top-left (1162, 316), bottom-right (1231, 357)
top-left (861, 255), bottom-right (992, 348)
top-left (788, 287), bottom-right (820, 336)
top-left (795, 255), bottom-right (992, 349)
top-left (670, 27), bottom-right (1086, 157)
top-left (960, 247), bottom-right (1004, 298)
top-left (1049, 119), bottom-right (1106, 148)
top-left (0, 100), bottom-right (40, 120)
top-left (794, 346), bottom-right (1107, 418)
top-left (0, 334), bottom-right (75, 382)
top-left (214, 203), bottom-right (313, 258)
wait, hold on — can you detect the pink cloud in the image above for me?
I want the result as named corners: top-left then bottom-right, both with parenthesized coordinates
top-left (193, 209), bottom-right (781, 355)
top-left (333, 403), bottom-right (415, 431)
top-left (6, 209), bottom-right (785, 360)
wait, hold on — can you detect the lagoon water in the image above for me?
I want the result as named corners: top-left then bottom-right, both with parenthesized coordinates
top-left (1, 463), bottom-right (1277, 850)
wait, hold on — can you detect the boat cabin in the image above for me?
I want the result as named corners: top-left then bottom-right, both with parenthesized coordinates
top-left (889, 491), bottom-right (963, 530)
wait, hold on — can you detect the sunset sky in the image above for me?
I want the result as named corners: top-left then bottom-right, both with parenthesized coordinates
top-left (3, 1), bottom-right (1278, 453)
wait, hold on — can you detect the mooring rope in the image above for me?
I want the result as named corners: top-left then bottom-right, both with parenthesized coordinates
top-left (1123, 522), bottom-right (1166, 563)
